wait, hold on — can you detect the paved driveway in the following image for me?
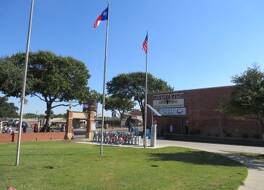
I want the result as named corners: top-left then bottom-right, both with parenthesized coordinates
top-left (157, 140), bottom-right (264, 190)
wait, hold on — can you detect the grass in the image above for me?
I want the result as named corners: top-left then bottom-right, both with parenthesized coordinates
top-left (0, 141), bottom-right (247, 190)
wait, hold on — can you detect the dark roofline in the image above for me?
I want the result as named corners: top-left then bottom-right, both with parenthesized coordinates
top-left (150, 85), bottom-right (235, 95)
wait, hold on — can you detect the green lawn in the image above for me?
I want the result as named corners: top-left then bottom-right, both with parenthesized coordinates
top-left (0, 141), bottom-right (247, 190)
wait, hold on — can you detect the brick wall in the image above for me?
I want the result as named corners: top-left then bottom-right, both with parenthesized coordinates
top-left (0, 132), bottom-right (65, 143)
top-left (0, 134), bottom-right (14, 143)
top-left (149, 86), bottom-right (261, 139)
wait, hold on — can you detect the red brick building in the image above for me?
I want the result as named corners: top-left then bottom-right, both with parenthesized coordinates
top-left (148, 86), bottom-right (262, 139)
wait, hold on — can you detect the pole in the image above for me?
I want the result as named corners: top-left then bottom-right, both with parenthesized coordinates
top-left (150, 111), bottom-right (154, 147)
top-left (100, 4), bottom-right (110, 156)
top-left (15, 0), bottom-right (35, 166)
top-left (144, 43), bottom-right (148, 148)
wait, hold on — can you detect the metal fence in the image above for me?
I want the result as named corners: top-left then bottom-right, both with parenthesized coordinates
top-left (93, 131), bottom-right (140, 145)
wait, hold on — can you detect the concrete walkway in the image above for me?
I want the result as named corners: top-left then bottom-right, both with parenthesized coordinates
top-left (157, 140), bottom-right (264, 190)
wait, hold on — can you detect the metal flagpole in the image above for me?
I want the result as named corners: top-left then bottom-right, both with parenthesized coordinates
top-left (100, 3), bottom-right (110, 156)
top-left (16, 0), bottom-right (35, 166)
top-left (144, 34), bottom-right (148, 148)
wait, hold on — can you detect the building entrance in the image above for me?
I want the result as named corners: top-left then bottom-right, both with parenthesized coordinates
top-left (157, 117), bottom-right (187, 136)
top-left (65, 100), bottom-right (97, 140)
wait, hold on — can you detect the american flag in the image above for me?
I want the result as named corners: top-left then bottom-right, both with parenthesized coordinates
top-left (142, 33), bottom-right (148, 54)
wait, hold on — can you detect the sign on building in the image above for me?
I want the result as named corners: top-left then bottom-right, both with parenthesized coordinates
top-left (153, 99), bottom-right (184, 108)
top-left (157, 107), bottom-right (186, 116)
top-left (153, 93), bottom-right (186, 116)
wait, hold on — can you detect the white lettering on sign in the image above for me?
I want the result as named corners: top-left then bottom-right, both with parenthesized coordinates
top-left (153, 93), bottom-right (184, 100)
top-left (153, 99), bottom-right (184, 107)
top-left (157, 107), bottom-right (187, 116)
top-left (152, 92), bottom-right (186, 116)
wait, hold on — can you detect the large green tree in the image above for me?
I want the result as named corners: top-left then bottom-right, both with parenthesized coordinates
top-left (105, 96), bottom-right (135, 118)
top-left (0, 96), bottom-right (18, 118)
top-left (0, 51), bottom-right (90, 130)
top-left (107, 72), bottom-right (173, 126)
top-left (226, 65), bottom-right (264, 139)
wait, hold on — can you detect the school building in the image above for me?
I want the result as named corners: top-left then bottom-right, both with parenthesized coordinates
top-left (148, 86), bottom-right (262, 139)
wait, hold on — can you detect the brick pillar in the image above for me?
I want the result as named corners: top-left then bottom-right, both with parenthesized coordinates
top-left (86, 100), bottom-right (97, 140)
top-left (65, 110), bottom-right (73, 140)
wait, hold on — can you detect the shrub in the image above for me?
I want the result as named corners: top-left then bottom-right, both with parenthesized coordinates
top-left (242, 134), bottom-right (249, 138)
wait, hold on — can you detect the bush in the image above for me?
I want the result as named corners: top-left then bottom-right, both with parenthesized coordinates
top-left (189, 129), bottom-right (200, 135)
top-left (253, 134), bottom-right (261, 139)
top-left (223, 129), bottom-right (232, 137)
top-left (242, 134), bottom-right (249, 138)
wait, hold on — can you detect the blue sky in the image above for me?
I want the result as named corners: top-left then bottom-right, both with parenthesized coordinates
top-left (1, 0), bottom-right (264, 114)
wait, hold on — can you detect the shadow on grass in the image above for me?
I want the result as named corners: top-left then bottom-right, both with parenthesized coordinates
top-left (226, 153), bottom-right (264, 171)
top-left (237, 153), bottom-right (264, 161)
top-left (149, 151), bottom-right (243, 167)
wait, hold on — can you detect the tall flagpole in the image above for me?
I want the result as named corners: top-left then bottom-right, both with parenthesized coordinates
top-left (144, 33), bottom-right (148, 148)
top-left (16, 0), bottom-right (35, 166)
top-left (100, 3), bottom-right (110, 156)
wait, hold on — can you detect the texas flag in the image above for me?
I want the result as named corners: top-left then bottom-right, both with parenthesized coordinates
top-left (94, 7), bottom-right (108, 28)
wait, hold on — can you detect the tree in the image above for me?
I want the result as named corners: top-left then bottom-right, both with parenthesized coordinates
top-left (107, 72), bottom-right (173, 127)
top-left (0, 51), bottom-right (90, 130)
top-left (226, 65), bottom-right (264, 139)
top-left (0, 96), bottom-right (18, 118)
top-left (86, 90), bottom-right (101, 101)
top-left (0, 59), bottom-right (23, 96)
top-left (105, 96), bottom-right (135, 118)
top-left (24, 113), bottom-right (39, 119)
